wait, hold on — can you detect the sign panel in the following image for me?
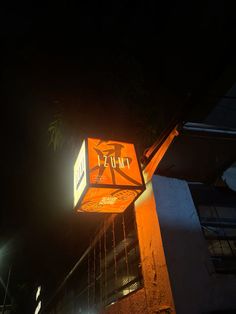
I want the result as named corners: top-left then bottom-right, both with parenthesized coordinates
top-left (88, 138), bottom-right (143, 186)
top-left (73, 138), bottom-right (145, 213)
top-left (80, 187), bottom-right (141, 213)
top-left (74, 140), bottom-right (87, 207)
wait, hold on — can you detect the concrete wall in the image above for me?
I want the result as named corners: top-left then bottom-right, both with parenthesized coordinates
top-left (134, 181), bottom-right (175, 313)
top-left (152, 175), bottom-right (236, 314)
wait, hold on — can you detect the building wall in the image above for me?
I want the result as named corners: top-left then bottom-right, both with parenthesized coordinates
top-left (101, 288), bottom-right (148, 314)
top-left (152, 175), bottom-right (236, 314)
top-left (134, 181), bottom-right (175, 313)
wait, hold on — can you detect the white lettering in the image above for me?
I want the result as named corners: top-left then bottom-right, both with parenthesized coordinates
top-left (118, 157), bottom-right (125, 168)
top-left (97, 155), bottom-right (101, 166)
top-left (97, 155), bottom-right (131, 169)
top-left (126, 158), bottom-right (130, 169)
top-left (110, 156), bottom-right (116, 168)
top-left (104, 155), bottom-right (108, 167)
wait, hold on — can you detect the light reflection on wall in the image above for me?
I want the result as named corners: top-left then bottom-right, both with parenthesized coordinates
top-left (34, 301), bottom-right (41, 314)
top-left (35, 286), bottom-right (41, 301)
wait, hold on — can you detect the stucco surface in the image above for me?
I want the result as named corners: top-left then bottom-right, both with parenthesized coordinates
top-left (152, 175), bottom-right (236, 314)
top-left (101, 288), bottom-right (148, 314)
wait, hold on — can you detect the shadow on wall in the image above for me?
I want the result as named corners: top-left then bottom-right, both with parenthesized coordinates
top-left (152, 175), bottom-right (236, 314)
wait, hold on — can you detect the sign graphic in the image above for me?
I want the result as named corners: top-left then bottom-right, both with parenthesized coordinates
top-left (73, 138), bottom-right (145, 213)
top-left (74, 140), bottom-right (87, 207)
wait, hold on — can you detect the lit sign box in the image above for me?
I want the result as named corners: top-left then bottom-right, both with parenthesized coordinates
top-left (74, 138), bottom-right (145, 213)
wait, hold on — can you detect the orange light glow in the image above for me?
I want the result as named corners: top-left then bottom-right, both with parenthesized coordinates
top-left (73, 138), bottom-right (145, 213)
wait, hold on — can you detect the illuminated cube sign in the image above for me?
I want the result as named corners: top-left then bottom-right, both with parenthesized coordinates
top-left (74, 138), bottom-right (145, 213)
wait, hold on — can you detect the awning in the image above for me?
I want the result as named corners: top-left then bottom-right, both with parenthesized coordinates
top-left (155, 122), bottom-right (236, 183)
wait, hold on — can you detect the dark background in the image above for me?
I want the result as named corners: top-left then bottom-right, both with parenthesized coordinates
top-left (1, 1), bottom-right (236, 312)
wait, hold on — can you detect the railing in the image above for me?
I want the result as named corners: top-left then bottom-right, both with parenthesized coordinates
top-left (46, 205), bottom-right (143, 314)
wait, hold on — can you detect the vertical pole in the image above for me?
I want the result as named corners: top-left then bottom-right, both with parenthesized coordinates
top-left (93, 245), bottom-right (96, 307)
top-left (134, 182), bottom-right (175, 313)
top-left (122, 215), bottom-right (130, 292)
top-left (2, 265), bottom-right (11, 314)
top-left (87, 252), bottom-right (90, 313)
top-left (104, 223), bottom-right (107, 304)
top-left (112, 220), bottom-right (117, 293)
top-left (99, 236), bottom-right (102, 307)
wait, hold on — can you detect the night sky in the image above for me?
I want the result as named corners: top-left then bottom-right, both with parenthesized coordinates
top-left (1, 1), bottom-right (236, 312)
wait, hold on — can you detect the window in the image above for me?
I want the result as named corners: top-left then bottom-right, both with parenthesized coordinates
top-left (86, 205), bottom-right (143, 310)
top-left (189, 184), bottom-right (236, 274)
top-left (57, 205), bottom-right (143, 314)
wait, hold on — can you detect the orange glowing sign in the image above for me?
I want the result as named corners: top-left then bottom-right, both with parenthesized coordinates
top-left (74, 138), bottom-right (145, 213)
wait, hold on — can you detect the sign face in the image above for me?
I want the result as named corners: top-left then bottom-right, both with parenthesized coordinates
top-left (88, 138), bottom-right (143, 186)
top-left (80, 187), bottom-right (142, 213)
top-left (73, 138), bottom-right (145, 213)
top-left (74, 140), bottom-right (87, 207)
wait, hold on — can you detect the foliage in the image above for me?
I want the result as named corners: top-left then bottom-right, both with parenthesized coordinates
top-left (48, 114), bottom-right (64, 151)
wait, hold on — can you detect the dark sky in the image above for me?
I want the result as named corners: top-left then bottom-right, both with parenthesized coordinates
top-left (1, 1), bottom-right (236, 310)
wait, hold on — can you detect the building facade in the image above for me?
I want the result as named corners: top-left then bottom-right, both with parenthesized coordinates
top-left (42, 108), bottom-right (236, 313)
top-left (44, 172), bottom-right (236, 314)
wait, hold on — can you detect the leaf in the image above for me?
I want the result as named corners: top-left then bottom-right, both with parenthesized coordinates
top-left (48, 115), bottom-right (64, 151)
